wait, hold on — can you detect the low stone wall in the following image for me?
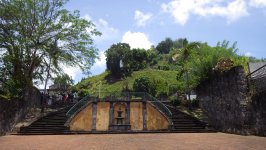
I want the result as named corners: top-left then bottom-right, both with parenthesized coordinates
top-left (0, 86), bottom-right (41, 135)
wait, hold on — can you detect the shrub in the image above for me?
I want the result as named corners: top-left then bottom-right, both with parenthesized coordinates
top-left (191, 99), bottom-right (200, 108)
top-left (169, 95), bottom-right (181, 106)
top-left (133, 76), bottom-right (155, 96)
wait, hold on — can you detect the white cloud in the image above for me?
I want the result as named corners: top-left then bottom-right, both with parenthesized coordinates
top-left (161, 0), bottom-right (249, 25)
top-left (92, 51), bottom-right (106, 69)
top-left (83, 15), bottom-right (119, 42)
top-left (90, 51), bottom-right (107, 75)
top-left (249, 0), bottom-right (266, 7)
top-left (95, 18), bottom-right (119, 42)
top-left (245, 52), bottom-right (253, 56)
top-left (134, 10), bottom-right (153, 26)
top-left (84, 14), bottom-right (92, 21)
top-left (121, 31), bottom-right (153, 49)
top-left (63, 66), bottom-right (81, 81)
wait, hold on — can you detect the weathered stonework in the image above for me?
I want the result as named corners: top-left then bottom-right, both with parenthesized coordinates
top-left (197, 66), bottom-right (266, 135)
top-left (250, 91), bottom-right (266, 136)
top-left (0, 87), bottom-right (41, 136)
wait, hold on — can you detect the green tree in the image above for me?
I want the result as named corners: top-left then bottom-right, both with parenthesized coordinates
top-left (173, 38), bottom-right (187, 49)
top-left (190, 41), bottom-right (248, 82)
top-left (53, 74), bottom-right (74, 85)
top-left (172, 39), bottom-right (200, 101)
top-left (0, 0), bottom-right (100, 98)
top-left (156, 37), bottom-right (173, 54)
top-left (133, 76), bottom-right (155, 96)
top-left (105, 43), bottom-right (131, 76)
top-left (146, 46), bottom-right (158, 66)
top-left (129, 48), bottom-right (148, 71)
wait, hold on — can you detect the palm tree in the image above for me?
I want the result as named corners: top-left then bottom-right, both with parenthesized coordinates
top-left (172, 39), bottom-right (200, 107)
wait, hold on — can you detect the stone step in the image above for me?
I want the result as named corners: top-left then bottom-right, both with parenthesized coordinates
top-left (21, 128), bottom-right (67, 132)
top-left (31, 122), bottom-right (65, 126)
top-left (23, 126), bottom-right (67, 129)
top-left (37, 119), bottom-right (66, 122)
top-left (172, 123), bottom-right (202, 126)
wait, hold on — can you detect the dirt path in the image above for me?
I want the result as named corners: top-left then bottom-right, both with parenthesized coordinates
top-left (0, 133), bottom-right (266, 150)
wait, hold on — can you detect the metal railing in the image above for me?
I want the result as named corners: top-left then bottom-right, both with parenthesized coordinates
top-left (144, 93), bottom-right (172, 119)
top-left (66, 95), bottom-right (92, 118)
top-left (66, 92), bottom-right (172, 120)
top-left (247, 62), bottom-right (266, 93)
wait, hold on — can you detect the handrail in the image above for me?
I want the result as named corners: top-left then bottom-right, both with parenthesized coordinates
top-left (66, 92), bottom-right (172, 122)
top-left (66, 95), bottom-right (91, 118)
top-left (144, 93), bottom-right (173, 120)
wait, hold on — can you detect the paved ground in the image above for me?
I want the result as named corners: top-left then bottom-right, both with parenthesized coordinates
top-left (0, 133), bottom-right (266, 150)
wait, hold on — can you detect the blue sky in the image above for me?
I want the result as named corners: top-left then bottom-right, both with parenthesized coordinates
top-left (62, 0), bottom-right (266, 83)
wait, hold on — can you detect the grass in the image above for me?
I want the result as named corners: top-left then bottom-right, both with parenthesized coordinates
top-left (74, 69), bottom-right (179, 98)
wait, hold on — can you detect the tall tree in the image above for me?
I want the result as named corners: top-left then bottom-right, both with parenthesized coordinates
top-left (156, 37), bottom-right (173, 54)
top-left (172, 39), bottom-right (200, 102)
top-left (53, 74), bottom-right (74, 85)
top-left (0, 0), bottom-right (100, 98)
top-left (129, 48), bottom-right (148, 71)
top-left (105, 43), bottom-right (130, 76)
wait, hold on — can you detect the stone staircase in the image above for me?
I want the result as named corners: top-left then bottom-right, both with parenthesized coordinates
top-left (163, 102), bottom-right (215, 133)
top-left (17, 100), bottom-right (214, 135)
top-left (18, 107), bottom-right (71, 135)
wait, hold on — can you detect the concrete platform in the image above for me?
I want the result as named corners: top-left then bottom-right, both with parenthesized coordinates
top-left (1, 133), bottom-right (266, 150)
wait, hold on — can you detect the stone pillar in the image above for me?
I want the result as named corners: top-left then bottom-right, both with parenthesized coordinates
top-left (126, 102), bottom-right (130, 125)
top-left (92, 102), bottom-right (97, 131)
top-left (109, 102), bottom-right (114, 127)
top-left (143, 101), bottom-right (147, 130)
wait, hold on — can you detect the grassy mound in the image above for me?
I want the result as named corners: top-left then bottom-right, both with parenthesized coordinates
top-left (73, 69), bottom-right (179, 98)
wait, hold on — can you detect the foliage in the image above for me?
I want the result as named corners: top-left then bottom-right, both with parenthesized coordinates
top-left (191, 99), bottom-right (200, 108)
top-left (190, 41), bottom-right (249, 84)
top-left (105, 43), bottom-right (131, 76)
top-left (105, 43), bottom-right (150, 77)
top-left (0, 0), bottom-right (100, 98)
top-left (146, 47), bottom-right (158, 66)
top-left (248, 57), bottom-right (266, 62)
top-left (169, 95), bottom-right (181, 107)
top-left (168, 40), bottom-right (249, 93)
top-left (156, 37), bottom-right (173, 54)
top-left (171, 38), bottom-right (200, 98)
top-left (73, 69), bottom-right (179, 98)
top-left (75, 38), bottom-right (250, 99)
top-left (129, 48), bottom-right (148, 71)
top-left (52, 74), bottom-right (74, 85)
top-left (133, 76), bottom-right (155, 96)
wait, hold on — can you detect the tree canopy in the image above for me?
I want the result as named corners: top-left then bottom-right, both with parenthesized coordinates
top-left (53, 74), bottom-right (74, 85)
top-left (105, 43), bottom-right (131, 76)
top-left (155, 37), bottom-right (173, 54)
top-left (0, 0), bottom-right (100, 98)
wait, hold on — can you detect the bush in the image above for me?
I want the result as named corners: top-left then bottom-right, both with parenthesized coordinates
top-left (169, 95), bottom-right (181, 106)
top-left (133, 76), bottom-right (155, 96)
top-left (191, 99), bottom-right (200, 108)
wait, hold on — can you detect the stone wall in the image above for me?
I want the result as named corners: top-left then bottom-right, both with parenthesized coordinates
top-left (0, 86), bottom-right (41, 135)
top-left (197, 66), bottom-right (266, 135)
top-left (196, 66), bottom-right (250, 134)
top-left (250, 91), bottom-right (266, 136)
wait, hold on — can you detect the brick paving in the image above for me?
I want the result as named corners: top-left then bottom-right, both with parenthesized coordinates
top-left (0, 133), bottom-right (266, 150)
